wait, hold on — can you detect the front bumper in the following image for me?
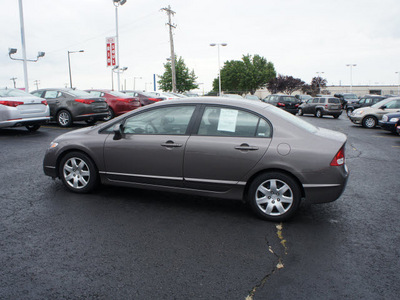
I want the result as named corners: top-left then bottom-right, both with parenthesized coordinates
top-left (349, 114), bottom-right (363, 124)
top-left (378, 121), bottom-right (397, 132)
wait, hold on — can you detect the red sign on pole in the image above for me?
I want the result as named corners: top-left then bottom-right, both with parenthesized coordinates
top-left (106, 37), bottom-right (116, 67)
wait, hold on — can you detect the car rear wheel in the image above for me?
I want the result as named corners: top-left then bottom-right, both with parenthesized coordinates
top-left (333, 115), bottom-right (340, 119)
top-left (103, 107), bottom-right (114, 121)
top-left (26, 124), bottom-right (40, 132)
top-left (362, 116), bottom-right (377, 128)
top-left (57, 110), bottom-right (72, 127)
top-left (59, 152), bottom-right (98, 193)
top-left (315, 109), bottom-right (323, 118)
top-left (247, 172), bottom-right (301, 221)
top-left (298, 108), bottom-right (303, 116)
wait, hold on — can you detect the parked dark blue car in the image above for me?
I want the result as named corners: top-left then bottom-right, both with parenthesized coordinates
top-left (379, 112), bottom-right (400, 134)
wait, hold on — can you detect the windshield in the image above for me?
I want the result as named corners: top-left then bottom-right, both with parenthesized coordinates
top-left (109, 91), bottom-right (130, 97)
top-left (0, 89), bottom-right (31, 97)
top-left (268, 105), bottom-right (318, 133)
top-left (68, 90), bottom-right (93, 98)
top-left (371, 98), bottom-right (393, 108)
top-left (343, 94), bottom-right (358, 100)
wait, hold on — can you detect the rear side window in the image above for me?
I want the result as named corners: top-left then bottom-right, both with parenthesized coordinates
top-left (319, 98), bottom-right (326, 104)
top-left (312, 98), bottom-right (319, 103)
top-left (198, 107), bottom-right (272, 138)
top-left (44, 91), bottom-right (61, 99)
top-left (328, 98), bottom-right (340, 103)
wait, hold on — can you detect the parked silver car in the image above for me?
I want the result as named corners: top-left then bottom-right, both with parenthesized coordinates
top-left (298, 96), bottom-right (342, 118)
top-left (31, 88), bottom-right (109, 127)
top-left (349, 97), bottom-right (400, 128)
top-left (43, 97), bottom-right (349, 221)
top-left (0, 88), bottom-right (50, 131)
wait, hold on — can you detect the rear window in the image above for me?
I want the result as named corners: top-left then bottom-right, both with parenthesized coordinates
top-left (328, 98), bottom-right (340, 104)
top-left (281, 96), bottom-right (297, 103)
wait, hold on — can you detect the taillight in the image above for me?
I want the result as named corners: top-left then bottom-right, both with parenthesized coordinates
top-left (75, 99), bottom-right (95, 104)
top-left (0, 100), bottom-right (24, 107)
top-left (148, 98), bottom-right (161, 102)
top-left (277, 102), bottom-right (285, 107)
top-left (41, 100), bottom-right (48, 106)
top-left (330, 146), bottom-right (345, 166)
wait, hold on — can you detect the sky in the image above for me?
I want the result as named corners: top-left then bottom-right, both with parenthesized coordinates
top-left (1, 0), bottom-right (400, 94)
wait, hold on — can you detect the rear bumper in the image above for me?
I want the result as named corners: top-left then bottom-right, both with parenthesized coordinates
top-left (0, 116), bottom-right (50, 129)
top-left (302, 164), bottom-right (349, 204)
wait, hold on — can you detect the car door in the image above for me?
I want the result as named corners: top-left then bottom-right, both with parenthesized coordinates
top-left (183, 105), bottom-right (272, 192)
top-left (103, 104), bottom-right (197, 187)
top-left (302, 99), bottom-right (313, 114)
top-left (43, 90), bottom-right (63, 117)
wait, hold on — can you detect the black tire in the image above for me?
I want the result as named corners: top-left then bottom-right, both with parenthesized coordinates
top-left (315, 109), bottom-right (323, 118)
top-left (362, 116), bottom-right (377, 129)
top-left (103, 107), bottom-right (115, 121)
top-left (59, 152), bottom-right (98, 193)
top-left (247, 172), bottom-right (301, 222)
top-left (346, 108), bottom-right (353, 117)
top-left (57, 110), bottom-right (73, 127)
top-left (26, 124), bottom-right (40, 132)
top-left (298, 108), bottom-right (303, 116)
top-left (333, 115), bottom-right (340, 119)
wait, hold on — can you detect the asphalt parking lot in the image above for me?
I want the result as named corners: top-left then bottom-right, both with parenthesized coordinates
top-left (1, 114), bottom-right (399, 299)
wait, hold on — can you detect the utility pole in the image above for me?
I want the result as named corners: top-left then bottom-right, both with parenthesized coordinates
top-left (34, 79), bottom-right (40, 90)
top-left (161, 5), bottom-right (177, 93)
top-left (10, 77), bottom-right (17, 88)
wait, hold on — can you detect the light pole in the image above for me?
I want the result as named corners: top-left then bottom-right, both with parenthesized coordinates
top-left (10, 77), bottom-right (17, 88)
top-left (346, 64), bottom-right (357, 92)
top-left (68, 50), bottom-right (84, 88)
top-left (111, 66), bottom-right (127, 90)
top-left (113, 0), bottom-right (127, 92)
top-left (316, 72), bottom-right (324, 94)
top-left (395, 72), bottom-right (400, 95)
top-left (210, 43), bottom-right (227, 96)
top-left (133, 77), bottom-right (142, 90)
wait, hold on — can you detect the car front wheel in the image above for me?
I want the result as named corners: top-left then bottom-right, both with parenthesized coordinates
top-left (247, 172), bottom-right (301, 221)
top-left (362, 116), bottom-right (377, 128)
top-left (346, 108), bottom-right (353, 117)
top-left (298, 108), bottom-right (303, 116)
top-left (26, 124), bottom-right (41, 132)
top-left (103, 107), bottom-right (114, 121)
top-left (59, 152), bottom-right (98, 193)
top-left (315, 109), bottom-right (323, 118)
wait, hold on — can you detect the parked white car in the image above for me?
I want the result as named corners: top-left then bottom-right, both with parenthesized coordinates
top-left (0, 88), bottom-right (50, 131)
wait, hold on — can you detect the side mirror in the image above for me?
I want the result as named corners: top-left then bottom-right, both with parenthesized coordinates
top-left (113, 123), bottom-right (123, 140)
top-left (380, 105), bottom-right (387, 110)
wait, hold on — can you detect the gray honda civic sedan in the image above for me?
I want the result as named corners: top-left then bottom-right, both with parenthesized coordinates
top-left (43, 97), bottom-right (349, 221)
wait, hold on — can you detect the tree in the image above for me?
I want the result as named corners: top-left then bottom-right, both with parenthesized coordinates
top-left (302, 77), bottom-right (327, 96)
top-left (158, 56), bottom-right (198, 92)
top-left (267, 74), bottom-right (305, 95)
top-left (212, 54), bottom-right (276, 95)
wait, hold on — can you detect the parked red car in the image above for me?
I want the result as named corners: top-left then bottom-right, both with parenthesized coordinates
top-left (86, 89), bottom-right (141, 120)
top-left (121, 90), bottom-right (166, 106)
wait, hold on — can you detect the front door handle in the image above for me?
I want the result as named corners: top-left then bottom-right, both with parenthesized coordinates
top-left (234, 143), bottom-right (259, 151)
top-left (161, 140), bottom-right (183, 148)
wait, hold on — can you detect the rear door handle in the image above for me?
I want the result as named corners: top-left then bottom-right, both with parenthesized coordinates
top-left (234, 144), bottom-right (259, 151)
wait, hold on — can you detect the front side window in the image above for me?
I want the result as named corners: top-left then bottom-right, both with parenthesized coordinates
top-left (197, 107), bottom-right (271, 138)
top-left (123, 105), bottom-right (196, 135)
top-left (312, 98), bottom-right (319, 103)
top-left (385, 100), bottom-right (400, 109)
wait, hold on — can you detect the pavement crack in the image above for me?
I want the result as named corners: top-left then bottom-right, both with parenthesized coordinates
top-left (245, 223), bottom-right (287, 300)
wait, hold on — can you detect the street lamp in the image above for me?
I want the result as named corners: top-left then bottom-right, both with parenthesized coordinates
top-left (395, 72), bottom-right (400, 95)
top-left (346, 64), bottom-right (357, 92)
top-left (113, 0), bottom-right (127, 91)
top-left (67, 50), bottom-right (84, 88)
top-left (133, 77), bottom-right (142, 90)
top-left (316, 72), bottom-right (324, 94)
top-left (210, 43), bottom-right (227, 96)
